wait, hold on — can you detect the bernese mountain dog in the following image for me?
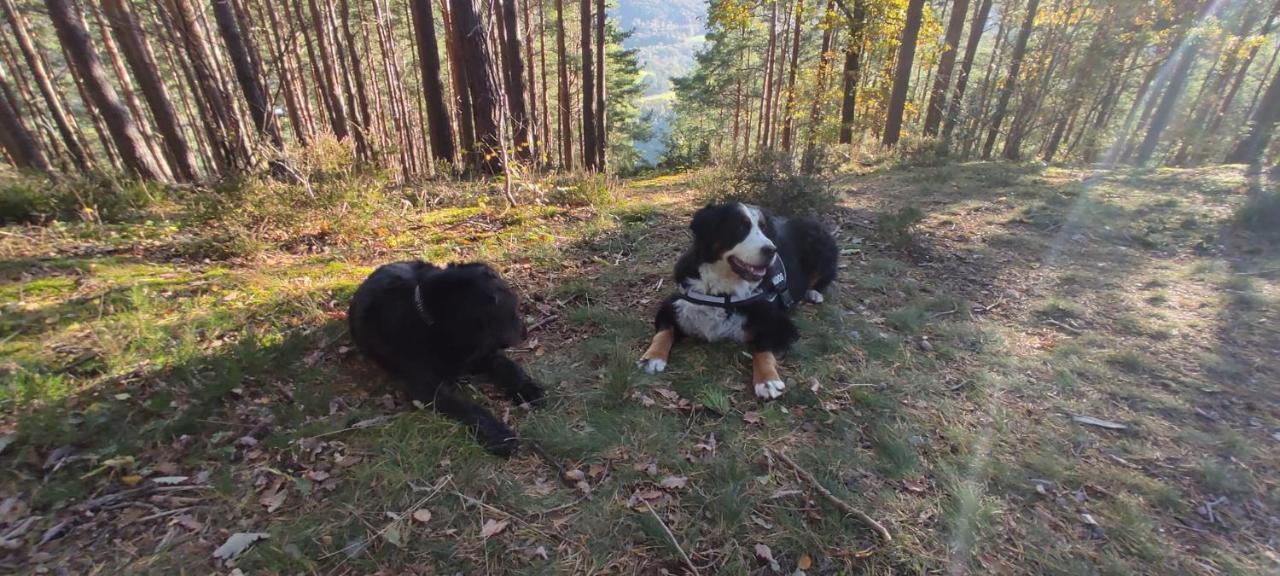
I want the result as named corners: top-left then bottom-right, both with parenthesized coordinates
top-left (638, 203), bottom-right (838, 399)
top-left (348, 260), bottom-right (544, 456)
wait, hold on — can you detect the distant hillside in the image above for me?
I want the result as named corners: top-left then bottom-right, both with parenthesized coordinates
top-left (614, 0), bottom-right (705, 163)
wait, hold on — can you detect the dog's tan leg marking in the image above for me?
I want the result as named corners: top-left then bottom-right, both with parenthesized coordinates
top-left (752, 351), bottom-right (786, 399)
top-left (638, 329), bottom-right (675, 374)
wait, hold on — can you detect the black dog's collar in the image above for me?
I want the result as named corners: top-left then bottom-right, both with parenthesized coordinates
top-left (413, 284), bottom-right (434, 325)
top-left (680, 258), bottom-right (794, 310)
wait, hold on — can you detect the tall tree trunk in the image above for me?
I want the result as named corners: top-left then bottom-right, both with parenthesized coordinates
top-left (768, 0), bottom-right (794, 148)
top-left (89, 1), bottom-right (167, 177)
top-left (1, 0), bottom-right (91, 170)
top-left (45, 0), bottom-right (164, 179)
top-left (166, 0), bottom-right (247, 170)
top-left (594, 0), bottom-right (605, 169)
top-left (439, 0), bottom-right (473, 171)
top-left (411, 0), bottom-right (457, 164)
top-left (1227, 62), bottom-right (1280, 164)
top-left (759, 0), bottom-right (780, 149)
top-left (779, 0), bottom-right (804, 153)
top-left (883, 0), bottom-right (926, 146)
top-left (923, 0), bottom-right (969, 136)
top-left (523, 0), bottom-right (540, 161)
top-left (804, 0), bottom-right (837, 156)
top-left (450, 0), bottom-right (502, 173)
top-left (835, 0), bottom-right (866, 145)
top-left (981, 0), bottom-right (1039, 158)
top-left (102, 0), bottom-right (199, 181)
top-left (579, 0), bottom-right (598, 170)
top-left (1204, 1), bottom-right (1280, 152)
top-left (501, 0), bottom-right (532, 159)
top-left (943, 0), bottom-right (993, 138)
top-left (1043, 13), bottom-right (1110, 162)
top-left (1135, 42), bottom-right (1200, 165)
top-left (0, 65), bottom-right (48, 172)
top-left (212, 0), bottom-right (282, 149)
top-left (554, 0), bottom-right (573, 169)
top-left (1004, 5), bottom-right (1078, 161)
top-left (376, 0), bottom-right (417, 178)
top-left (537, 0), bottom-right (551, 163)
top-left (342, 0), bottom-right (374, 159)
top-left (258, 0), bottom-right (310, 144)
top-left (307, 0), bottom-right (349, 139)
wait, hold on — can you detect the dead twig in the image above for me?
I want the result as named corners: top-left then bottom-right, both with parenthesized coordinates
top-left (527, 314), bottom-right (560, 333)
top-left (768, 448), bottom-right (892, 543)
top-left (928, 307), bottom-right (959, 320)
top-left (1043, 319), bottom-right (1084, 334)
top-left (643, 504), bottom-right (699, 576)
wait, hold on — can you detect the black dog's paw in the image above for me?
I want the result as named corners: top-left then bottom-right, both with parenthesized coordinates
top-left (478, 423), bottom-right (520, 457)
top-left (514, 381), bottom-right (545, 407)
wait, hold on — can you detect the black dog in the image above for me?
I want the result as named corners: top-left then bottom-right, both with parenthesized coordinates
top-left (348, 260), bottom-right (543, 456)
top-left (639, 203), bottom-right (838, 399)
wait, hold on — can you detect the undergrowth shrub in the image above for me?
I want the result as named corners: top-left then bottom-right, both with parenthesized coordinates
top-left (695, 151), bottom-right (836, 216)
top-left (1234, 191), bottom-right (1280, 241)
top-left (877, 206), bottom-right (926, 249)
top-left (0, 172), bottom-right (166, 224)
top-left (545, 173), bottom-right (615, 209)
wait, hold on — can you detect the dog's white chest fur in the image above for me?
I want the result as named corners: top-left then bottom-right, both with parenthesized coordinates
top-left (672, 299), bottom-right (747, 343)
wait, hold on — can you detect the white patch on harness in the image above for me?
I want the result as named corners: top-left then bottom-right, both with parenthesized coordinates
top-left (671, 299), bottom-right (748, 343)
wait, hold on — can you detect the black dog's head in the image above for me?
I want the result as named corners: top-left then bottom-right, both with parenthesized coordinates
top-left (689, 202), bottom-right (778, 283)
top-left (417, 262), bottom-right (527, 358)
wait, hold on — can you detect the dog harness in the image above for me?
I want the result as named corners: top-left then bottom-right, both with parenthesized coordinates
top-left (679, 258), bottom-right (794, 310)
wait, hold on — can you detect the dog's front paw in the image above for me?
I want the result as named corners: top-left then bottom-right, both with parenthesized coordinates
top-left (638, 357), bottom-right (667, 374)
top-left (478, 424), bottom-right (520, 457)
top-left (753, 379), bottom-right (786, 399)
top-left (515, 381), bottom-right (546, 407)
top-left (805, 290), bottom-right (825, 304)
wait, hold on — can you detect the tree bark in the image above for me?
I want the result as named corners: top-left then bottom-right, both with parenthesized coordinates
top-left (341, 0), bottom-right (374, 159)
top-left (1227, 59), bottom-right (1280, 164)
top-left (804, 0), bottom-right (837, 156)
top-left (101, 0), bottom-right (199, 181)
top-left (307, 0), bottom-right (349, 139)
top-left (411, 0), bottom-right (457, 164)
top-left (923, 0), bottom-right (969, 136)
top-left (450, 0), bottom-right (503, 173)
top-left (1, 0), bottom-right (91, 170)
top-left (943, 0), bottom-right (993, 138)
top-left (594, 0), bottom-right (605, 169)
top-left (835, 0), bottom-right (866, 145)
top-left (212, 0), bottom-right (282, 149)
top-left (523, 0), bottom-right (540, 161)
top-left (0, 65), bottom-right (48, 172)
top-left (501, 0), bottom-right (532, 159)
top-left (883, 0), bottom-right (926, 146)
top-left (45, 0), bottom-right (164, 179)
top-left (1135, 42), bottom-right (1200, 165)
top-left (981, 0), bottom-right (1039, 158)
top-left (89, 1), bottom-right (167, 176)
top-left (779, 0), bottom-right (804, 153)
top-left (554, 0), bottom-right (573, 169)
top-left (579, 0), bottom-right (598, 170)
top-left (536, 0), bottom-right (551, 163)
top-left (759, 0), bottom-right (780, 149)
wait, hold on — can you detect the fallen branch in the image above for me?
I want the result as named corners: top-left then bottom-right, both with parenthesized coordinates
top-left (644, 504), bottom-right (699, 576)
top-left (768, 448), bottom-right (892, 543)
top-left (527, 314), bottom-right (560, 333)
top-left (1043, 319), bottom-right (1084, 334)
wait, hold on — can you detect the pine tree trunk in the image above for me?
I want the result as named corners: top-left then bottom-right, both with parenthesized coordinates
top-left (411, 0), bottom-right (457, 164)
top-left (767, 0), bottom-right (794, 148)
top-left (450, 0), bottom-right (503, 174)
top-left (1204, 1), bottom-right (1280, 153)
top-left (594, 0), bottom-right (605, 169)
top-left (46, 0), bottom-right (164, 179)
top-left (759, 0), bottom-right (779, 149)
top-left (883, 0), bottom-right (926, 147)
top-left (501, 0), bottom-right (532, 159)
top-left (835, 0), bottom-right (866, 145)
top-left (1135, 42), bottom-right (1200, 165)
top-left (923, 0), bottom-right (969, 136)
top-left (803, 0), bottom-right (836, 157)
top-left (1, 0), bottom-right (92, 170)
top-left (554, 0), bottom-right (573, 169)
top-left (0, 65), bottom-right (48, 172)
top-left (779, 0), bottom-right (804, 153)
top-left (981, 0), bottom-right (1039, 158)
top-left (167, 0), bottom-right (248, 170)
top-left (942, 0), bottom-right (993, 138)
top-left (89, 1), bottom-right (167, 177)
top-left (537, 0), bottom-right (551, 163)
top-left (523, 0), bottom-right (540, 161)
top-left (375, 0), bottom-right (416, 178)
top-left (257, 0), bottom-right (310, 144)
top-left (342, 0), bottom-right (374, 159)
top-left (101, 0), bottom-right (199, 181)
top-left (579, 0), bottom-right (598, 170)
top-left (307, 0), bottom-right (349, 139)
top-left (1227, 61), bottom-right (1280, 164)
top-left (212, 0), bottom-right (282, 150)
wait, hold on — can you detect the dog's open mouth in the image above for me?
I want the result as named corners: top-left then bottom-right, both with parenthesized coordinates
top-left (728, 256), bottom-right (770, 281)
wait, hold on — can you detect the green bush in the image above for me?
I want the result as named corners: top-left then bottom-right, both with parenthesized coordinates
top-left (1234, 191), bottom-right (1280, 241)
top-left (0, 173), bottom-right (164, 224)
top-left (546, 173), bottom-right (615, 209)
top-left (877, 206), bottom-right (926, 249)
top-left (695, 151), bottom-right (837, 216)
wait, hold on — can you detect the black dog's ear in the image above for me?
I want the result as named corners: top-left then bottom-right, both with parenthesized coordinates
top-left (413, 274), bottom-right (441, 326)
top-left (689, 203), bottom-right (720, 239)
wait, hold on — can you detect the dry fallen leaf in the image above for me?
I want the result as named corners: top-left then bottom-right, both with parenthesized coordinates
top-left (563, 469), bottom-right (585, 482)
top-left (259, 490), bottom-right (287, 513)
top-left (743, 411), bottom-right (763, 425)
top-left (797, 553), bottom-right (813, 570)
top-left (659, 476), bottom-right (688, 490)
top-left (902, 479), bottom-right (927, 493)
top-left (754, 543), bottom-right (780, 571)
top-left (120, 474), bottom-right (143, 487)
top-left (479, 518), bottom-right (510, 539)
top-left (212, 532), bottom-right (269, 562)
top-left (412, 509), bottom-right (432, 524)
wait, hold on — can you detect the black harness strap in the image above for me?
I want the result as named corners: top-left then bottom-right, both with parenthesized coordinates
top-left (679, 258), bottom-right (793, 310)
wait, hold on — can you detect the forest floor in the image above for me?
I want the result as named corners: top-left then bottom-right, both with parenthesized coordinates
top-left (1, 162), bottom-right (1278, 575)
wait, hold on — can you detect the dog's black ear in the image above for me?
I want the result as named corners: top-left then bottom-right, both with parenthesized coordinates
top-left (689, 203), bottom-right (720, 239)
top-left (413, 274), bottom-right (441, 326)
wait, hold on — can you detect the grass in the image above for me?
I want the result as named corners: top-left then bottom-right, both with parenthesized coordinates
top-left (1, 164), bottom-right (1278, 574)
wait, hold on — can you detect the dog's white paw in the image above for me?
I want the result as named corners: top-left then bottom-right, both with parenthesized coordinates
top-left (753, 379), bottom-right (786, 399)
top-left (805, 290), bottom-right (825, 304)
top-left (638, 358), bottom-right (667, 374)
